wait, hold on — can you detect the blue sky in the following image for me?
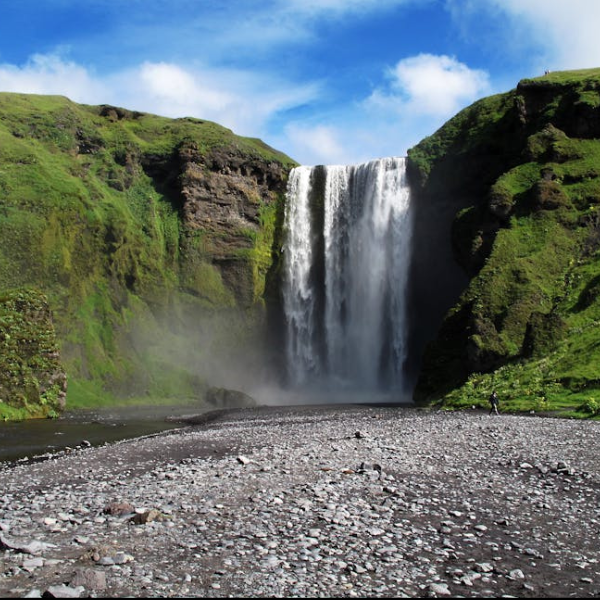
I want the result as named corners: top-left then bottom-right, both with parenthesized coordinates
top-left (0, 0), bottom-right (599, 165)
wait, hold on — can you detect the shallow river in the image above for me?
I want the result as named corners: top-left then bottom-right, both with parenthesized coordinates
top-left (0, 389), bottom-right (411, 464)
top-left (0, 404), bottom-right (206, 463)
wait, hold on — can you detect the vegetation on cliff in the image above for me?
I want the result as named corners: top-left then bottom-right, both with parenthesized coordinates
top-left (0, 289), bottom-right (66, 419)
top-left (408, 67), bottom-right (600, 417)
top-left (0, 92), bottom-right (295, 419)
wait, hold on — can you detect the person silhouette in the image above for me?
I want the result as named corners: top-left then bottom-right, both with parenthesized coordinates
top-left (489, 390), bottom-right (499, 415)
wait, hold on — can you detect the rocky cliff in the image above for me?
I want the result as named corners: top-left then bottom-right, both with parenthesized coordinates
top-left (0, 93), bottom-right (295, 418)
top-left (407, 68), bottom-right (600, 415)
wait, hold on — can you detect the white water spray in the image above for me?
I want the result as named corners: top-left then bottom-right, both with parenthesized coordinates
top-left (283, 157), bottom-right (412, 392)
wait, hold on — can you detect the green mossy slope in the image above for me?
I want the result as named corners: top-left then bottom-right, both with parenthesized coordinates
top-left (408, 67), bottom-right (600, 417)
top-left (0, 93), bottom-right (295, 419)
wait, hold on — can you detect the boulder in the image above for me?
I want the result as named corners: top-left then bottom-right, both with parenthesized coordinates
top-left (205, 386), bottom-right (257, 408)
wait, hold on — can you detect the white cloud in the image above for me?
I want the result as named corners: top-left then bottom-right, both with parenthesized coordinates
top-left (0, 54), bottom-right (319, 139)
top-left (277, 108), bottom-right (434, 166)
top-left (276, 53), bottom-right (491, 166)
top-left (120, 62), bottom-right (319, 137)
top-left (0, 53), bottom-right (106, 102)
top-left (122, 62), bottom-right (238, 120)
top-left (194, 0), bottom-right (426, 54)
top-left (449, 0), bottom-right (600, 72)
top-left (281, 0), bottom-right (415, 17)
top-left (282, 123), bottom-right (349, 166)
top-left (499, 0), bottom-right (600, 70)
top-left (366, 53), bottom-right (490, 117)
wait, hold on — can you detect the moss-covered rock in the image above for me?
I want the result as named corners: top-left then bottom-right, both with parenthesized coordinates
top-left (524, 124), bottom-right (569, 161)
top-left (0, 288), bottom-right (66, 419)
top-left (205, 386), bottom-right (256, 408)
top-left (488, 179), bottom-right (516, 221)
top-left (407, 67), bottom-right (600, 414)
top-left (522, 310), bottom-right (568, 358)
top-left (529, 179), bottom-right (571, 211)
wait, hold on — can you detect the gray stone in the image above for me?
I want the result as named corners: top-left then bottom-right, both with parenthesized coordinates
top-left (428, 582), bottom-right (452, 596)
top-left (44, 584), bottom-right (85, 598)
top-left (70, 568), bottom-right (108, 590)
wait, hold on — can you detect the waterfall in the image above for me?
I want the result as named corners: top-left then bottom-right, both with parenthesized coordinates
top-left (282, 157), bottom-right (412, 393)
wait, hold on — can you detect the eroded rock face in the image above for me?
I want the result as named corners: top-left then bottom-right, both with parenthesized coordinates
top-left (0, 94), bottom-right (296, 415)
top-left (179, 145), bottom-right (290, 306)
top-left (179, 143), bottom-right (286, 240)
top-left (517, 79), bottom-right (600, 138)
top-left (143, 142), bottom-right (290, 306)
top-left (205, 386), bottom-right (256, 408)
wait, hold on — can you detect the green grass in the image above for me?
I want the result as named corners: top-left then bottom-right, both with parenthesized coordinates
top-left (65, 375), bottom-right (204, 411)
top-left (520, 67), bottom-right (600, 86)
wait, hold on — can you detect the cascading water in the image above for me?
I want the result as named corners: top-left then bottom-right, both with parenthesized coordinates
top-left (282, 156), bottom-right (412, 394)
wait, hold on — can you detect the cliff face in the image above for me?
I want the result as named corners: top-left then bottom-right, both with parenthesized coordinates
top-left (0, 93), bottom-right (295, 417)
top-left (407, 68), bottom-right (600, 415)
top-left (177, 144), bottom-right (288, 304)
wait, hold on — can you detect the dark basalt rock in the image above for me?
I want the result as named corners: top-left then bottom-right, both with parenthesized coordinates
top-left (205, 386), bottom-right (257, 408)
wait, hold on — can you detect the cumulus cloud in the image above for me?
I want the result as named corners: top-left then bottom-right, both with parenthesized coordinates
top-left (0, 54), bottom-right (319, 138)
top-left (116, 62), bottom-right (239, 123)
top-left (366, 53), bottom-right (490, 117)
top-left (0, 53), bottom-right (106, 102)
top-left (119, 62), bottom-right (319, 136)
top-left (266, 52), bottom-right (492, 166)
top-left (277, 112), bottom-right (428, 167)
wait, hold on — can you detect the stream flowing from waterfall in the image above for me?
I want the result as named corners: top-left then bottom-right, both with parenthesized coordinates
top-left (282, 157), bottom-right (412, 395)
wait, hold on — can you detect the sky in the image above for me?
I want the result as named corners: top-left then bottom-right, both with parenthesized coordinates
top-left (0, 0), bottom-right (599, 166)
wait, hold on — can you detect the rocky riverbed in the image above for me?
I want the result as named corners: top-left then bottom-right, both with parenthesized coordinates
top-left (1, 404), bottom-right (599, 598)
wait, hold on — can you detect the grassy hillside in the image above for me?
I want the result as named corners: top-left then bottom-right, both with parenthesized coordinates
top-left (0, 93), bottom-right (295, 419)
top-left (408, 68), bottom-right (600, 417)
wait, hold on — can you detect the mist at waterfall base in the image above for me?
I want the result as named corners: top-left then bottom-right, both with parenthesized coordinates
top-left (274, 157), bottom-right (413, 407)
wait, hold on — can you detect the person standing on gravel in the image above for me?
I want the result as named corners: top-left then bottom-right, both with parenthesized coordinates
top-left (489, 390), bottom-right (499, 415)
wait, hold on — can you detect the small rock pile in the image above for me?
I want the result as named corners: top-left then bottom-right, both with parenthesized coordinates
top-left (1, 405), bottom-right (599, 597)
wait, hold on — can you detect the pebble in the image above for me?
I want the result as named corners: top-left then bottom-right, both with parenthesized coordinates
top-left (0, 406), bottom-right (599, 598)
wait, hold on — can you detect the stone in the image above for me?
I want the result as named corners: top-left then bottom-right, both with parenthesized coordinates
top-left (22, 557), bottom-right (44, 572)
top-left (43, 584), bottom-right (85, 598)
top-left (70, 568), bottom-right (107, 591)
top-left (508, 569), bottom-right (525, 580)
top-left (427, 582), bottom-right (452, 596)
top-left (0, 406), bottom-right (598, 598)
top-left (130, 509), bottom-right (163, 525)
top-left (103, 501), bottom-right (134, 516)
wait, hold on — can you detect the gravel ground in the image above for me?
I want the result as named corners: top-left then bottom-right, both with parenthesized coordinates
top-left (1, 404), bottom-right (599, 598)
